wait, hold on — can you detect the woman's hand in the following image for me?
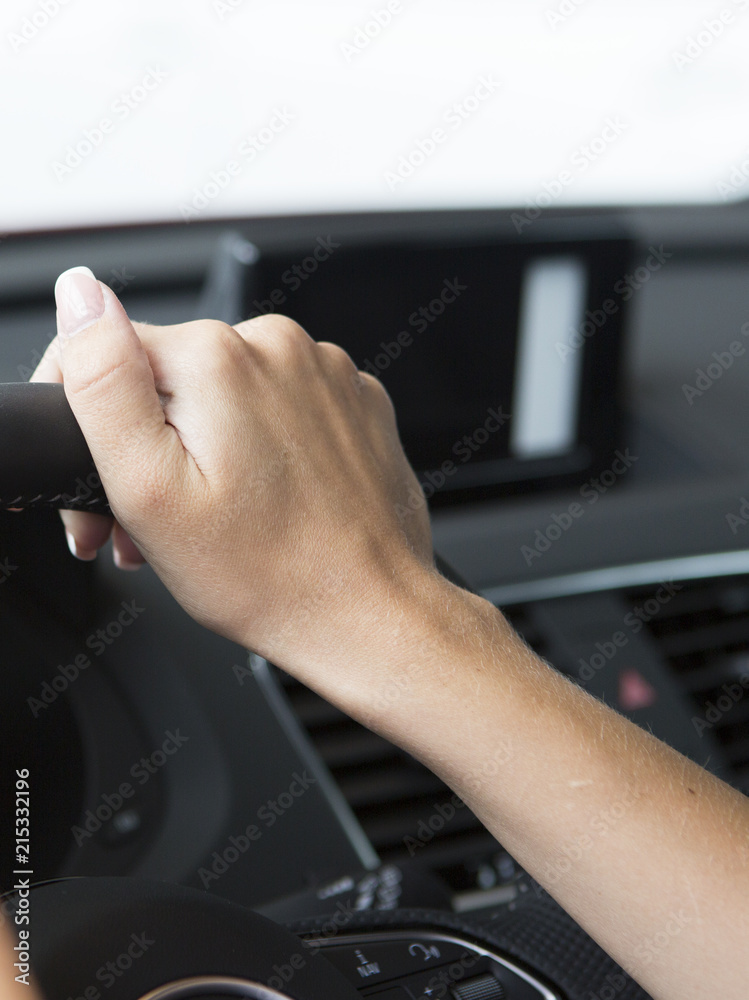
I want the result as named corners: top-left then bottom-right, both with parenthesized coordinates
top-left (25, 268), bottom-right (749, 1000)
top-left (34, 267), bottom-right (433, 672)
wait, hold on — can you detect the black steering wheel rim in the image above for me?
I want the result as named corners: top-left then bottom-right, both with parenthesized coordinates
top-left (14, 877), bottom-right (361, 1000)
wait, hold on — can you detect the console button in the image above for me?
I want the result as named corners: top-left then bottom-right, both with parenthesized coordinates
top-left (321, 938), bottom-right (473, 988)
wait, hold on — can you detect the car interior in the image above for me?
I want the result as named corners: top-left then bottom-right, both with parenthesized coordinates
top-left (2, 5), bottom-right (749, 1000)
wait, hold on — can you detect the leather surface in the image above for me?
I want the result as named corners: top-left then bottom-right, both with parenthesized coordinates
top-left (0, 382), bottom-right (109, 510)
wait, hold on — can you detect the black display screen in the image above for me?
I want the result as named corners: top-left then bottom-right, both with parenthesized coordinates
top-left (250, 229), bottom-right (630, 498)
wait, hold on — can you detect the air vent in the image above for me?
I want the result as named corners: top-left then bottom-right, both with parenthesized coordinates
top-left (625, 576), bottom-right (749, 793)
top-left (275, 605), bottom-right (538, 899)
top-left (278, 671), bottom-right (497, 865)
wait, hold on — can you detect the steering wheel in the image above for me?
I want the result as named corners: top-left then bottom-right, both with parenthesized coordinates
top-left (1, 382), bottom-right (650, 1000)
top-left (20, 878), bottom-right (362, 1000)
top-left (0, 383), bottom-right (109, 512)
top-left (16, 874), bottom-right (651, 1000)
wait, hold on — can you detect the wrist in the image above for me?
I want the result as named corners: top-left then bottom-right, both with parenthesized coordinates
top-left (277, 557), bottom-right (525, 749)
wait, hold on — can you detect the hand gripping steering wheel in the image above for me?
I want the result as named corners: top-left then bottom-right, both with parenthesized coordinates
top-left (1, 381), bottom-right (649, 1000)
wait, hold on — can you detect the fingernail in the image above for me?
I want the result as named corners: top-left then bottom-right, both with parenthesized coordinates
top-left (113, 548), bottom-right (143, 571)
top-left (55, 266), bottom-right (105, 338)
top-left (66, 530), bottom-right (97, 561)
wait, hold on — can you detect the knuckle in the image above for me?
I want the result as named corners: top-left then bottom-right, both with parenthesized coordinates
top-left (237, 313), bottom-right (313, 361)
top-left (259, 313), bottom-right (310, 340)
top-left (267, 317), bottom-right (313, 361)
top-left (186, 319), bottom-right (240, 354)
top-left (177, 320), bottom-right (248, 382)
top-left (356, 369), bottom-right (380, 388)
top-left (317, 341), bottom-right (357, 372)
top-left (363, 371), bottom-right (395, 410)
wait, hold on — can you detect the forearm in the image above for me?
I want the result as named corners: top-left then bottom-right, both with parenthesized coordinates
top-left (45, 273), bottom-right (746, 999)
top-left (287, 565), bottom-right (749, 1000)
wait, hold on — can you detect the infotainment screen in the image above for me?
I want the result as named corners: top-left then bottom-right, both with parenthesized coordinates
top-left (248, 220), bottom-right (632, 501)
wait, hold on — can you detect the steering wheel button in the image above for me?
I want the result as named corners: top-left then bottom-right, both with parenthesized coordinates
top-left (362, 991), bottom-right (410, 1000)
top-left (387, 962), bottom-right (493, 1000)
top-left (450, 973), bottom-right (505, 1000)
top-left (320, 939), bottom-right (473, 988)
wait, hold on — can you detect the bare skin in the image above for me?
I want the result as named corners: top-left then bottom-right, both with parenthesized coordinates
top-left (5, 267), bottom-right (747, 1000)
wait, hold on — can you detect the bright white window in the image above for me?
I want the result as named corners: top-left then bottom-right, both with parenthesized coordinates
top-left (2, 0), bottom-right (749, 232)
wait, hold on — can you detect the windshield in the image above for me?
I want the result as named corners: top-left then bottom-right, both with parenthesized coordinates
top-left (3, 0), bottom-right (749, 233)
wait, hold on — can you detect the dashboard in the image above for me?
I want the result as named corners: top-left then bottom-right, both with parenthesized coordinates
top-left (3, 200), bottom-right (749, 999)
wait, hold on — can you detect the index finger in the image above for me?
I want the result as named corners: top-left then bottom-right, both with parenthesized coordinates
top-left (27, 310), bottom-right (158, 566)
top-left (26, 330), bottom-right (113, 558)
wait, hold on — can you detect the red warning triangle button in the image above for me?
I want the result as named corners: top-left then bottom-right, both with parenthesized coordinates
top-left (618, 668), bottom-right (657, 711)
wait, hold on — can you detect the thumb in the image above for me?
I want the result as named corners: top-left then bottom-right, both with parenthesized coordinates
top-left (54, 266), bottom-right (177, 514)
